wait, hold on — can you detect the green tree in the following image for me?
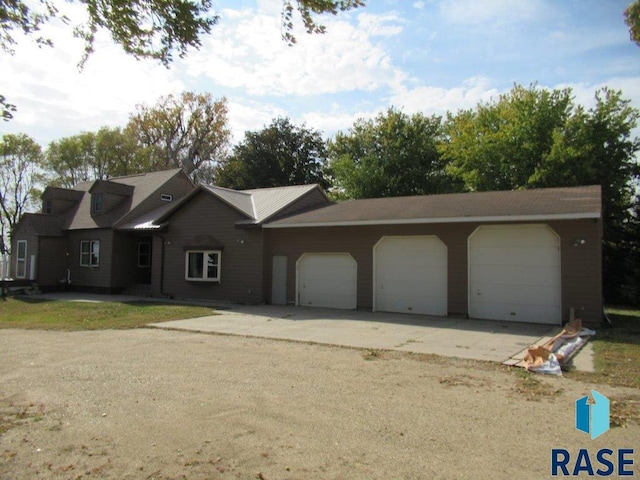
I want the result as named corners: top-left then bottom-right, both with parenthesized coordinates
top-left (0, 134), bottom-right (45, 254)
top-left (45, 132), bottom-right (99, 187)
top-left (441, 84), bottom-right (573, 191)
top-left (216, 117), bottom-right (328, 190)
top-left (94, 126), bottom-right (152, 177)
top-left (0, 0), bottom-right (364, 120)
top-left (45, 127), bottom-right (153, 186)
top-left (127, 92), bottom-right (230, 180)
top-left (441, 84), bottom-right (640, 304)
top-left (328, 108), bottom-right (461, 199)
top-left (625, 0), bottom-right (640, 46)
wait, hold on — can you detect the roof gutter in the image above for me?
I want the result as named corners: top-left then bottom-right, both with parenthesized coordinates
top-left (263, 212), bottom-right (601, 229)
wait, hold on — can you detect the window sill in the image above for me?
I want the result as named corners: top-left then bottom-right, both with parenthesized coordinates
top-left (185, 278), bottom-right (220, 283)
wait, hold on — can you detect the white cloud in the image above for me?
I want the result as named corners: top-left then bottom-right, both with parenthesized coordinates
top-left (301, 107), bottom-right (384, 138)
top-left (2, 24), bottom-right (183, 144)
top-left (357, 12), bottom-right (404, 37)
top-left (389, 76), bottom-right (502, 116)
top-left (413, 2), bottom-right (425, 10)
top-left (226, 100), bottom-right (288, 142)
top-left (183, 8), bottom-right (404, 96)
top-left (553, 78), bottom-right (640, 114)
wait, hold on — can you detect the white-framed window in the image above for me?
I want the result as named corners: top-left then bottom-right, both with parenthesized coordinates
top-left (80, 240), bottom-right (100, 267)
top-left (138, 242), bottom-right (151, 268)
top-left (185, 250), bottom-right (221, 282)
top-left (15, 240), bottom-right (27, 279)
top-left (160, 193), bottom-right (173, 202)
top-left (93, 193), bottom-right (103, 214)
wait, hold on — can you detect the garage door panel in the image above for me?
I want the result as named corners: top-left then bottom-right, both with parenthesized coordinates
top-left (382, 279), bottom-right (447, 297)
top-left (374, 236), bottom-right (447, 316)
top-left (469, 225), bottom-right (561, 325)
top-left (472, 265), bottom-right (560, 287)
top-left (298, 253), bottom-right (357, 310)
top-left (473, 246), bottom-right (559, 267)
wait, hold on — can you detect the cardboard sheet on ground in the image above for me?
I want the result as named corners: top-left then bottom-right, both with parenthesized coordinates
top-left (523, 320), bottom-right (595, 375)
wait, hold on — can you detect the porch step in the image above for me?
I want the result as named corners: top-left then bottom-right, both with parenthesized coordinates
top-left (122, 284), bottom-right (153, 297)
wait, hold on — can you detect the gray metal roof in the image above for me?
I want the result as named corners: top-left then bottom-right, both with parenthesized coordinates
top-left (201, 185), bottom-right (255, 218)
top-left (196, 184), bottom-right (322, 224)
top-left (264, 185), bottom-right (602, 228)
top-left (243, 184), bottom-right (321, 223)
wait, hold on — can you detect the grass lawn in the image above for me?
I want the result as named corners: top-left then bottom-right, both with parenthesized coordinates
top-left (566, 306), bottom-right (640, 389)
top-left (0, 297), bottom-right (216, 331)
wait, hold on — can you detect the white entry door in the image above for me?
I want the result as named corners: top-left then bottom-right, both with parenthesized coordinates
top-left (374, 236), bottom-right (447, 316)
top-left (468, 224), bottom-right (561, 325)
top-left (297, 253), bottom-right (357, 309)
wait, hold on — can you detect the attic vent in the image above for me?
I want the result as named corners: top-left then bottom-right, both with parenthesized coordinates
top-left (160, 194), bottom-right (173, 202)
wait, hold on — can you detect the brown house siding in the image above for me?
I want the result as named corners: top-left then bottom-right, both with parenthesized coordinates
top-left (66, 229), bottom-right (114, 289)
top-left (549, 219), bottom-right (603, 324)
top-left (159, 192), bottom-right (264, 303)
top-left (264, 218), bottom-right (602, 325)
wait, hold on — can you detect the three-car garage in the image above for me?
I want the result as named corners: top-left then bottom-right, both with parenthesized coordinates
top-left (266, 185), bottom-right (602, 326)
top-left (289, 225), bottom-right (564, 325)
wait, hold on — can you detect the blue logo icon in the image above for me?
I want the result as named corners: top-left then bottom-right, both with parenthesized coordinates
top-left (576, 390), bottom-right (610, 440)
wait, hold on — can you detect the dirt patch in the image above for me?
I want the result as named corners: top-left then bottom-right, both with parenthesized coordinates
top-left (0, 328), bottom-right (638, 479)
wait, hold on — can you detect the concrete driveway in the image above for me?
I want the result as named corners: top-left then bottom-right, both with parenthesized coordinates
top-left (149, 304), bottom-right (558, 363)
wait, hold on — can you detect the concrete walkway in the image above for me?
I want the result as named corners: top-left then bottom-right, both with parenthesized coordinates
top-left (26, 293), bottom-right (594, 368)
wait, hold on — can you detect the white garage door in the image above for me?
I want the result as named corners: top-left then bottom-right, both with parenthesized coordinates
top-left (469, 224), bottom-right (561, 325)
top-left (297, 253), bottom-right (357, 309)
top-left (374, 236), bottom-right (447, 316)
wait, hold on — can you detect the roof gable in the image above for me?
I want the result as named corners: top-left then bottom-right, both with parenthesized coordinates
top-left (156, 183), bottom-right (328, 227)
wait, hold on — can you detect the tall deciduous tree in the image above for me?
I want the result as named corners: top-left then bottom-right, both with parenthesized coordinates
top-left (0, 134), bottom-right (45, 254)
top-left (94, 126), bottom-right (153, 177)
top-left (45, 127), bottom-right (151, 186)
top-left (441, 84), bottom-right (574, 191)
top-left (46, 132), bottom-right (100, 187)
top-left (216, 117), bottom-right (328, 190)
top-left (127, 92), bottom-right (230, 180)
top-left (328, 108), bottom-right (461, 199)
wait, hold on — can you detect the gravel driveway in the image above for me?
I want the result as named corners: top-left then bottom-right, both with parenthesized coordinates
top-left (0, 328), bottom-right (637, 479)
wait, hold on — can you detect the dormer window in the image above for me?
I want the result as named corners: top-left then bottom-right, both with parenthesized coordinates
top-left (93, 193), bottom-right (103, 214)
top-left (160, 194), bottom-right (173, 202)
top-left (43, 199), bottom-right (52, 214)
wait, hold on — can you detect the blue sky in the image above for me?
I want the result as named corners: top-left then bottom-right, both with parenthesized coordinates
top-left (2, 0), bottom-right (639, 147)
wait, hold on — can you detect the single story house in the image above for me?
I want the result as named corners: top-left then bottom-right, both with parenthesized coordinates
top-left (11, 169), bottom-right (603, 326)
